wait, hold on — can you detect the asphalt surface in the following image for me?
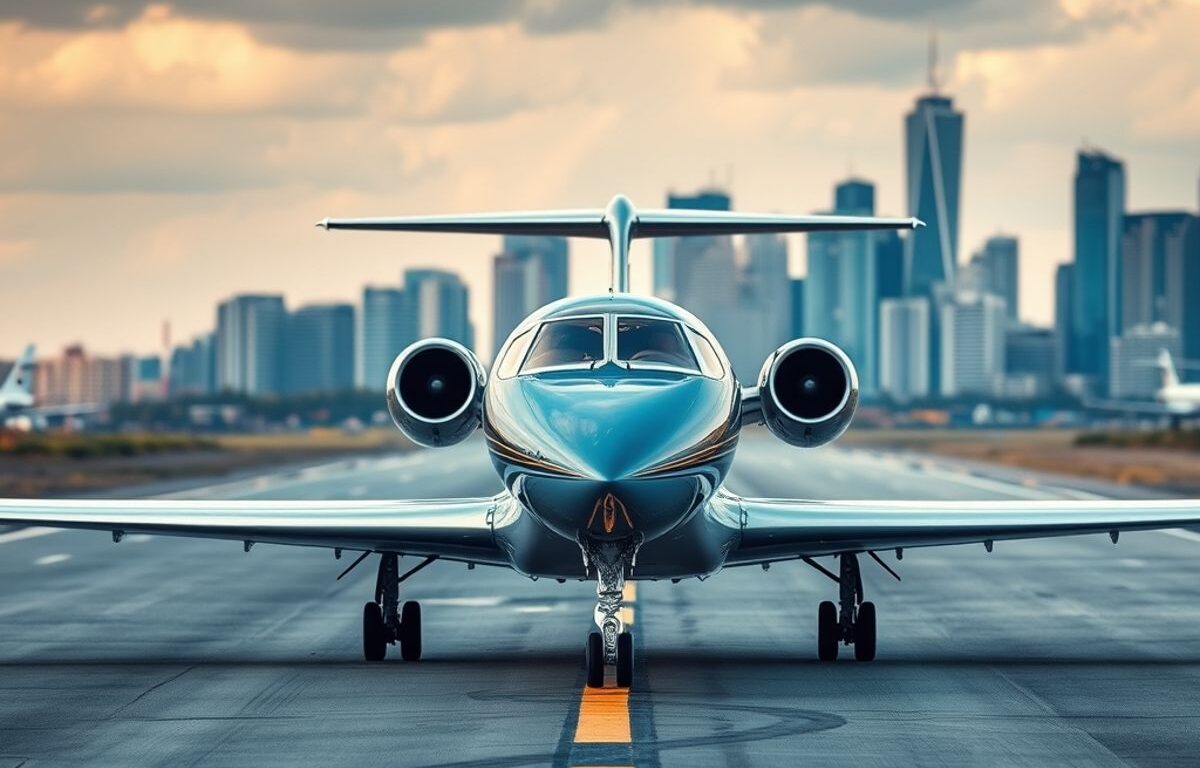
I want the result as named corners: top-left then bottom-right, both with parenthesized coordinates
top-left (3, 429), bottom-right (1200, 767)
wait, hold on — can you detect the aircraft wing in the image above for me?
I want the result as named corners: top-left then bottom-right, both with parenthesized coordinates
top-left (1082, 397), bottom-right (1188, 416)
top-left (719, 490), bottom-right (1200, 565)
top-left (632, 210), bottom-right (923, 238)
top-left (0, 496), bottom-right (509, 565)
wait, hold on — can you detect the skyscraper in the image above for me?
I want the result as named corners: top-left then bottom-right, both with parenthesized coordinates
top-left (1054, 263), bottom-right (1075, 381)
top-left (358, 286), bottom-right (412, 391)
top-left (1071, 149), bottom-right (1125, 390)
top-left (406, 269), bottom-right (473, 349)
top-left (879, 297), bottom-right (930, 402)
top-left (790, 278), bottom-right (805, 338)
top-left (969, 235), bottom-right (1019, 322)
top-left (940, 292), bottom-right (1007, 397)
top-left (806, 178), bottom-right (880, 394)
top-left (903, 84), bottom-right (963, 298)
top-left (1167, 214), bottom-right (1200, 364)
top-left (492, 236), bottom-right (568, 358)
top-left (1121, 211), bottom-right (1194, 331)
top-left (169, 333), bottom-right (215, 397)
top-left (216, 294), bottom-right (286, 395)
top-left (285, 303), bottom-right (355, 395)
top-left (738, 232), bottom-right (792, 377)
top-left (652, 190), bottom-right (732, 302)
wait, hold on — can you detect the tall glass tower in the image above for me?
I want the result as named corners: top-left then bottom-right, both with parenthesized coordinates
top-left (1071, 149), bottom-right (1125, 389)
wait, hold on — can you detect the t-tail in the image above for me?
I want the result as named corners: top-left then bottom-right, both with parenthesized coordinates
top-left (1, 345), bottom-right (35, 397)
top-left (318, 194), bottom-right (924, 293)
top-left (1158, 348), bottom-right (1180, 389)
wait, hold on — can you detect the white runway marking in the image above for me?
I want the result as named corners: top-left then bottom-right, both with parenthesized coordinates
top-left (420, 596), bottom-right (505, 607)
top-left (0, 527), bottom-right (60, 545)
top-left (513, 605), bottom-right (554, 614)
top-left (1163, 528), bottom-right (1200, 544)
top-left (34, 553), bottom-right (71, 566)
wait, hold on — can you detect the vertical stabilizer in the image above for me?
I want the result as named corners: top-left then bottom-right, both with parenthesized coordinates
top-left (1, 345), bottom-right (35, 396)
top-left (1157, 348), bottom-right (1180, 389)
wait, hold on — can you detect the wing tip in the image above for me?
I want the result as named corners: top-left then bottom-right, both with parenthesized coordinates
top-left (315, 217), bottom-right (330, 230)
top-left (911, 217), bottom-right (926, 229)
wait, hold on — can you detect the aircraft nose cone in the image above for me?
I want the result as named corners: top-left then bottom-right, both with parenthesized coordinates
top-left (518, 377), bottom-right (707, 482)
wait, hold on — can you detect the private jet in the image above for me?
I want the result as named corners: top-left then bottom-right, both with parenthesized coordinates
top-left (5, 195), bottom-right (1200, 689)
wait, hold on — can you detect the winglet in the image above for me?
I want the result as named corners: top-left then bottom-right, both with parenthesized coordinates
top-left (315, 218), bottom-right (330, 230)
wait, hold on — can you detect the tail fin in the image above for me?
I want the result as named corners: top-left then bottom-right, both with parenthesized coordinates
top-left (1158, 348), bottom-right (1180, 389)
top-left (2, 345), bottom-right (35, 395)
top-left (318, 194), bottom-right (923, 294)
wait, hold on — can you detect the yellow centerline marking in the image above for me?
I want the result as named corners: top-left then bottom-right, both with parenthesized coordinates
top-left (573, 679), bottom-right (632, 743)
top-left (570, 580), bottom-right (639, 749)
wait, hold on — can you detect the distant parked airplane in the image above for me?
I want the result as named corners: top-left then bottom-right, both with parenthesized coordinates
top-left (1086, 349), bottom-right (1200, 420)
top-left (1, 345), bottom-right (100, 429)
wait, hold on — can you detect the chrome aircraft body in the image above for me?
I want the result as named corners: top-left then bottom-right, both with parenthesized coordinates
top-left (6, 196), bottom-right (1200, 688)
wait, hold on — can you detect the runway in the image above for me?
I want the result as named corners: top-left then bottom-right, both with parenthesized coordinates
top-left (2, 429), bottom-right (1200, 767)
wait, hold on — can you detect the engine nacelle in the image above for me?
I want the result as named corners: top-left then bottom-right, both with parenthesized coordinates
top-left (385, 338), bottom-right (486, 448)
top-left (756, 338), bottom-right (859, 448)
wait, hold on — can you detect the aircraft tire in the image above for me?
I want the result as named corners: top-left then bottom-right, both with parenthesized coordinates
top-left (817, 600), bottom-right (839, 661)
top-left (585, 631), bottom-right (605, 688)
top-left (399, 600), bottom-right (422, 661)
top-left (854, 601), bottom-right (877, 661)
top-left (363, 601), bottom-right (387, 662)
top-left (616, 631), bottom-right (634, 688)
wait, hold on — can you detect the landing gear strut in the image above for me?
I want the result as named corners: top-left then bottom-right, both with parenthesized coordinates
top-left (362, 553), bottom-right (423, 662)
top-left (817, 552), bottom-right (876, 662)
top-left (579, 534), bottom-right (641, 688)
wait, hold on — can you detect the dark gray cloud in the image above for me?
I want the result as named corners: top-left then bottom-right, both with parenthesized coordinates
top-left (2, 0), bottom-right (1165, 49)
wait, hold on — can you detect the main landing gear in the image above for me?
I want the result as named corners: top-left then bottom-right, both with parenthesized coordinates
top-left (580, 535), bottom-right (641, 688)
top-left (363, 553), bottom-right (423, 662)
top-left (817, 552), bottom-right (876, 662)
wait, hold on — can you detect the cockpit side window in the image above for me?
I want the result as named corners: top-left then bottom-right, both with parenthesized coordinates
top-left (616, 318), bottom-right (698, 371)
top-left (685, 327), bottom-right (725, 379)
top-left (495, 327), bottom-right (535, 379)
top-left (522, 317), bottom-right (605, 371)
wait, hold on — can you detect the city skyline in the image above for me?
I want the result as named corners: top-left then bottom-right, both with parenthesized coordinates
top-left (0, 3), bottom-right (1197, 358)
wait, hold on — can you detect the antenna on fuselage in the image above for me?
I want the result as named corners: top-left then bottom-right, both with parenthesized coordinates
top-left (317, 195), bottom-right (924, 295)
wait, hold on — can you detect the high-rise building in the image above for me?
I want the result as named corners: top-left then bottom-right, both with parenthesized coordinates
top-left (652, 190), bottom-right (733, 302)
top-left (1071, 149), bottom-right (1126, 390)
top-left (406, 269), bottom-right (473, 348)
top-left (790, 278), bottom-right (805, 339)
top-left (493, 236), bottom-right (568, 358)
top-left (875, 230), bottom-right (904, 303)
top-left (216, 294), bottom-right (286, 396)
top-left (738, 232), bottom-right (792, 376)
top-left (1166, 214), bottom-right (1200, 364)
top-left (940, 292), bottom-right (1007, 397)
top-left (1004, 325), bottom-right (1057, 398)
top-left (879, 297), bottom-right (930, 402)
top-left (1110, 323), bottom-right (1180, 398)
top-left (806, 178), bottom-right (880, 394)
top-left (33, 345), bottom-right (127, 407)
top-left (358, 287), bottom-right (412, 391)
top-left (1054, 263), bottom-right (1075, 381)
top-left (903, 91), bottom-right (963, 299)
top-left (286, 303), bottom-right (355, 395)
top-left (968, 235), bottom-right (1019, 322)
top-left (1121, 212), bottom-right (1197, 339)
top-left (169, 333), bottom-right (216, 397)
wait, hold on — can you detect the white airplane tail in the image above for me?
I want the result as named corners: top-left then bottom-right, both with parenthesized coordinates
top-left (318, 194), bottom-right (923, 294)
top-left (1158, 348), bottom-right (1180, 389)
top-left (1, 345), bottom-right (35, 397)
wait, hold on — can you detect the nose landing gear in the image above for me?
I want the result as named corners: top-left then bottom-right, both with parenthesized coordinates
top-left (579, 534), bottom-right (642, 688)
top-left (816, 552), bottom-right (877, 662)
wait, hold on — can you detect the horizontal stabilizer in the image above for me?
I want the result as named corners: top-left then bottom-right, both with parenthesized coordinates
top-left (318, 194), bottom-right (923, 293)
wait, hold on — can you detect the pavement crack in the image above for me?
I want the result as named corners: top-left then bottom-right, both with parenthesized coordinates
top-left (108, 665), bottom-right (194, 719)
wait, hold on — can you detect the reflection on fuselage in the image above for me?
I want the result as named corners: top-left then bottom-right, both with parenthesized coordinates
top-left (484, 294), bottom-right (740, 544)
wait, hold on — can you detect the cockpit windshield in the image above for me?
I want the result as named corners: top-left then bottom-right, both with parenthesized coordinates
top-left (616, 318), bottom-right (697, 371)
top-left (522, 317), bottom-right (605, 371)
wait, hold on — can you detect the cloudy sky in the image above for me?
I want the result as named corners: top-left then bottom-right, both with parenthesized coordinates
top-left (1, 0), bottom-right (1198, 359)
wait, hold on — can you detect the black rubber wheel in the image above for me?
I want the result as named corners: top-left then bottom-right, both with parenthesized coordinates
top-left (817, 600), bottom-right (839, 661)
top-left (616, 631), bottom-right (634, 689)
top-left (399, 600), bottom-right (422, 662)
top-left (585, 631), bottom-right (605, 688)
top-left (363, 601), bottom-right (387, 662)
top-left (854, 601), bottom-right (876, 661)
